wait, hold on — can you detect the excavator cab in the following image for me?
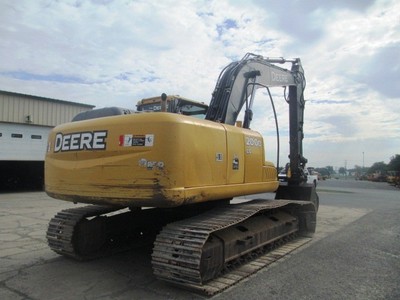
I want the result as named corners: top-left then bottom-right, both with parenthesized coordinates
top-left (136, 95), bottom-right (208, 118)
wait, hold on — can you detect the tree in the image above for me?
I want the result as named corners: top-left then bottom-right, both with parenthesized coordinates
top-left (338, 167), bottom-right (346, 175)
top-left (325, 166), bottom-right (335, 174)
top-left (354, 165), bottom-right (362, 173)
top-left (367, 161), bottom-right (387, 174)
top-left (353, 164), bottom-right (366, 173)
top-left (388, 154), bottom-right (400, 171)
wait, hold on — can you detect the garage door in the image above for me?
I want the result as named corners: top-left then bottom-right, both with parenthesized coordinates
top-left (0, 123), bottom-right (51, 161)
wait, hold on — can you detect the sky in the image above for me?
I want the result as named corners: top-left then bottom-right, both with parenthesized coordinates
top-left (1, 0), bottom-right (399, 170)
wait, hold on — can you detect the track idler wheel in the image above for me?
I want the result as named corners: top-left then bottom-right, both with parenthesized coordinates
top-left (73, 217), bottom-right (107, 257)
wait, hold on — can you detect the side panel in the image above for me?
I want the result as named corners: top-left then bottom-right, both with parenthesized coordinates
top-left (181, 118), bottom-right (227, 188)
top-left (243, 130), bottom-right (265, 183)
top-left (225, 126), bottom-right (245, 184)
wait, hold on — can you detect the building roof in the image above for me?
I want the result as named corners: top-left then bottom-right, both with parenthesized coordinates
top-left (0, 90), bottom-right (95, 108)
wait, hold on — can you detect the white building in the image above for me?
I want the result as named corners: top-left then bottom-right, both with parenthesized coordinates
top-left (0, 90), bottom-right (94, 189)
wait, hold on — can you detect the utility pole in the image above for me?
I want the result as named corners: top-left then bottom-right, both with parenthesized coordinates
top-left (362, 152), bottom-right (365, 173)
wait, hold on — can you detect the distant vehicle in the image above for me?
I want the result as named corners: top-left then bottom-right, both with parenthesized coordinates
top-left (315, 168), bottom-right (330, 180)
top-left (368, 172), bottom-right (387, 182)
top-left (279, 165), bottom-right (318, 187)
top-left (387, 171), bottom-right (400, 187)
top-left (306, 168), bottom-right (319, 187)
top-left (355, 173), bottom-right (368, 181)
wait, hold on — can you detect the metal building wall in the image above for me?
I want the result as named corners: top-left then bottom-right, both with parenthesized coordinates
top-left (0, 90), bottom-right (95, 189)
top-left (0, 90), bottom-right (94, 126)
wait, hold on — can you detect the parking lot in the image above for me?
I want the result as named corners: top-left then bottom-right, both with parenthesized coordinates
top-left (1, 179), bottom-right (399, 299)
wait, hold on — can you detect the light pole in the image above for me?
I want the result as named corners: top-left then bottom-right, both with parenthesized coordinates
top-left (362, 152), bottom-right (365, 173)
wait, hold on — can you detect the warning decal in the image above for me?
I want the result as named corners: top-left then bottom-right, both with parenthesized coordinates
top-left (119, 134), bottom-right (154, 147)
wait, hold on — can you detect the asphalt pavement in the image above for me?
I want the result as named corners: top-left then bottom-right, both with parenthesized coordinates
top-left (0, 179), bottom-right (399, 299)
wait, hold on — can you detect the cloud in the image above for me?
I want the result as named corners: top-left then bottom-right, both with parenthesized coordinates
top-left (318, 115), bottom-right (358, 137)
top-left (216, 19), bottom-right (239, 39)
top-left (355, 43), bottom-right (400, 98)
top-left (1, 71), bottom-right (86, 84)
top-left (0, 0), bottom-right (399, 168)
top-left (252, 0), bottom-right (376, 48)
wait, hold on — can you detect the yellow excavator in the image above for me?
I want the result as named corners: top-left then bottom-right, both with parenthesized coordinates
top-left (45, 53), bottom-right (318, 295)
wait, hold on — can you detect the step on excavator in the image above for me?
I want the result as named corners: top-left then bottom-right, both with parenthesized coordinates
top-left (45, 53), bottom-right (318, 295)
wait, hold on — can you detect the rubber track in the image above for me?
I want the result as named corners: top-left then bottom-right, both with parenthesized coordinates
top-left (152, 199), bottom-right (312, 295)
top-left (46, 205), bottom-right (118, 260)
top-left (179, 236), bottom-right (311, 296)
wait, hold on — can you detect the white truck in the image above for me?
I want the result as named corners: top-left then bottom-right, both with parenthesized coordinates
top-left (306, 167), bottom-right (319, 187)
top-left (278, 165), bottom-right (318, 187)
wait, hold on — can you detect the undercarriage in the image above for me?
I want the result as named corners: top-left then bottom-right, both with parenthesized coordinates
top-left (47, 198), bottom-right (316, 295)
